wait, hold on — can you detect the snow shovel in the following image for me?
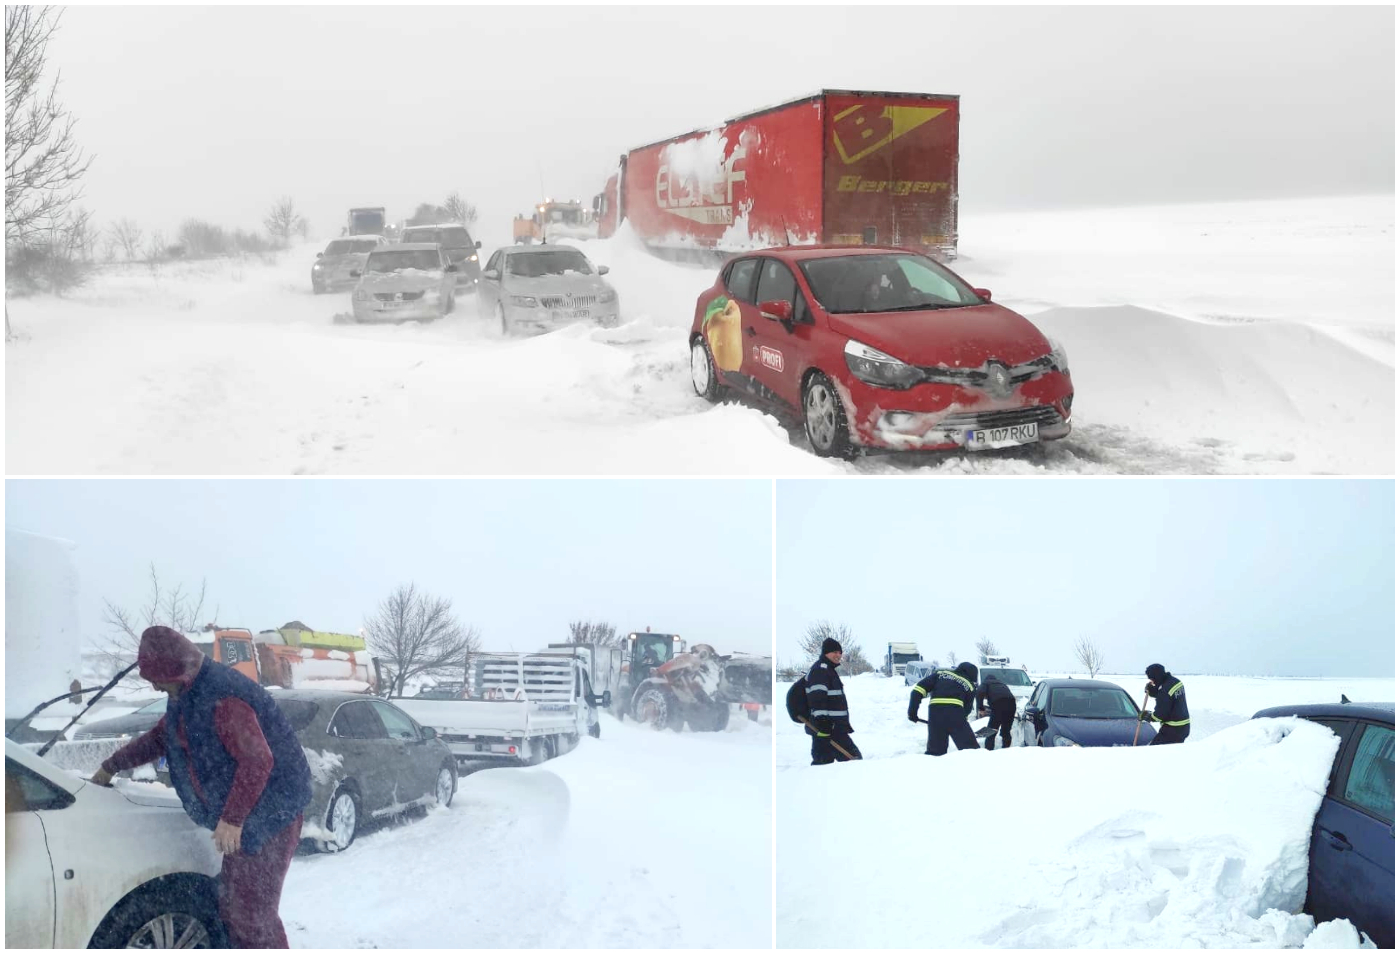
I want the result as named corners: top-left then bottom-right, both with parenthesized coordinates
top-left (1132, 691), bottom-right (1151, 747)
top-left (800, 717), bottom-right (859, 761)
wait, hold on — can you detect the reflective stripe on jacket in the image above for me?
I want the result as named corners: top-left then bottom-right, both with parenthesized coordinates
top-left (910, 669), bottom-right (975, 718)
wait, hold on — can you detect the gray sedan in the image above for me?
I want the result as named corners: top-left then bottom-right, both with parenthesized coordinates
top-left (312, 235), bottom-right (388, 294)
top-left (350, 244), bottom-right (459, 323)
top-left (274, 689), bottom-right (457, 853)
top-left (478, 245), bottom-right (619, 336)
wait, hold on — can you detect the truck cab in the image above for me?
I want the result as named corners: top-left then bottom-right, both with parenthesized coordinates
top-left (884, 642), bottom-right (922, 678)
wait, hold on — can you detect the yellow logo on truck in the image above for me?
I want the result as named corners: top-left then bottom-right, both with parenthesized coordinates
top-left (831, 105), bottom-right (947, 166)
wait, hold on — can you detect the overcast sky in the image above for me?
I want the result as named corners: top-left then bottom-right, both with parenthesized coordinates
top-left (6, 479), bottom-right (773, 657)
top-left (46, 5), bottom-right (1394, 243)
top-left (777, 479), bottom-right (1394, 678)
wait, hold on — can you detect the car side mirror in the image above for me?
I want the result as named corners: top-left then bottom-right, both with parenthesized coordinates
top-left (973, 287), bottom-right (992, 302)
top-left (759, 299), bottom-right (793, 323)
top-left (316, 251), bottom-right (323, 258)
top-left (588, 690), bottom-right (612, 708)
top-left (446, 263), bottom-right (459, 273)
top-left (349, 269), bottom-right (361, 278)
top-left (483, 268), bottom-right (499, 280)
top-left (420, 726), bottom-right (438, 741)
top-left (475, 240), bottom-right (482, 249)
top-left (597, 265), bottom-right (610, 276)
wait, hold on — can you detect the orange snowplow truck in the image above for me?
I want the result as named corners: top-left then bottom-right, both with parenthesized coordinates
top-left (193, 625), bottom-right (378, 692)
top-left (513, 199), bottom-right (588, 244)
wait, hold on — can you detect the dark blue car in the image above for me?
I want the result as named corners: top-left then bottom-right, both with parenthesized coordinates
top-left (1016, 678), bottom-right (1156, 747)
top-left (1252, 700), bottom-right (1393, 948)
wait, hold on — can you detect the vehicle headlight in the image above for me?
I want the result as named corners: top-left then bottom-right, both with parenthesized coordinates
top-left (312, 263), bottom-right (324, 271)
top-left (598, 288), bottom-right (617, 304)
top-left (1053, 736), bottom-right (1080, 747)
top-left (1048, 337), bottom-right (1070, 375)
top-left (509, 295), bottom-right (539, 308)
top-left (844, 339), bottom-right (923, 389)
top-left (468, 254), bottom-right (478, 262)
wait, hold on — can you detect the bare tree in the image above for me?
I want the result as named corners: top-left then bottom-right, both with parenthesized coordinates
top-left (776, 659), bottom-right (804, 682)
top-left (295, 215), bottom-right (310, 241)
top-left (1074, 635), bottom-right (1106, 677)
top-left (98, 565), bottom-right (215, 682)
top-left (5, 7), bottom-right (93, 248)
top-left (799, 620), bottom-right (852, 659)
top-left (111, 218), bottom-right (143, 260)
top-left (263, 196), bottom-right (304, 247)
top-left (843, 643), bottom-right (876, 676)
top-left (946, 650), bottom-right (957, 666)
top-left (363, 583), bottom-right (481, 696)
top-left (975, 637), bottom-right (1000, 661)
top-left (567, 620), bottom-right (618, 646)
top-left (407, 202), bottom-right (451, 226)
top-left (443, 192), bottom-right (478, 226)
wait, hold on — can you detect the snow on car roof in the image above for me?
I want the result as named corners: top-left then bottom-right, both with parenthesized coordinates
top-left (375, 242), bottom-right (439, 251)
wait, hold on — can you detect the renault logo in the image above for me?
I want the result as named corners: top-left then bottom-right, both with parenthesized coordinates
top-left (987, 363), bottom-right (1012, 397)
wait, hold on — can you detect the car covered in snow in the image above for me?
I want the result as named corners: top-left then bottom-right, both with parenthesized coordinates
top-left (1251, 699), bottom-right (1393, 948)
top-left (398, 223), bottom-right (483, 290)
top-left (312, 234), bottom-right (389, 294)
top-left (688, 247), bottom-right (1074, 458)
top-left (350, 243), bottom-right (459, 322)
top-left (71, 697), bottom-right (167, 742)
top-left (975, 665), bottom-right (1035, 716)
top-left (278, 689), bottom-right (457, 853)
top-left (478, 244), bottom-right (619, 336)
top-left (6, 737), bottom-right (226, 948)
top-left (1016, 678), bottom-right (1155, 747)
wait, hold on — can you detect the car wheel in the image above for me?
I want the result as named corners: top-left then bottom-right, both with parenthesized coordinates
top-left (434, 764), bottom-right (455, 808)
top-left (496, 303), bottom-right (510, 337)
top-left (90, 878), bottom-right (226, 949)
top-left (445, 291), bottom-right (455, 315)
top-left (312, 284), bottom-right (326, 295)
top-left (690, 337), bottom-right (727, 403)
top-left (324, 785), bottom-right (359, 852)
top-left (803, 372), bottom-right (857, 460)
top-left (588, 721), bottom-right (600, 739)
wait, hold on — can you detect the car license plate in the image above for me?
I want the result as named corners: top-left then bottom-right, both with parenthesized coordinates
top-left (569, 308), bottom-right (590, 319)
top-left (966, 422), bottom-right (1039, 449)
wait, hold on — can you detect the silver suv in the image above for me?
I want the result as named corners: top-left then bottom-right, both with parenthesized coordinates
top-left (312, 234), bottom-right (388, 294)
top-left (399, 223), bottom-right (482, 290)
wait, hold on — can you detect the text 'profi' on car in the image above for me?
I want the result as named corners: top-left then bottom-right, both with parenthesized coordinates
top-left (478, 244), bottom-right (619, 337)
top-left (312, 234), bottom-right (390, 294)
top-left (350, 244), bottom-right (459, 323)
top-left (688, 246), bottom-right (1074, 459)
top-left (398, 223), bottom-right (483, 292)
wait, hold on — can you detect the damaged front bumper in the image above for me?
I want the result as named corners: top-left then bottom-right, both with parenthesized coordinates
top-left (844, 373), bottom-right (1074, 451)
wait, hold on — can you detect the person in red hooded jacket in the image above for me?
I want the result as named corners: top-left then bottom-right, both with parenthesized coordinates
top-left (91, 626), bottom-right (312, 948)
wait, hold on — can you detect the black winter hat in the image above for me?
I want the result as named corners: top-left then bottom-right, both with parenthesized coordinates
top-left (821, 637), bottom-right (843, 656)
top-left (955, 661), bottom-right (979, 683)
top-left (1145, 663), bottom-right (1167, 681)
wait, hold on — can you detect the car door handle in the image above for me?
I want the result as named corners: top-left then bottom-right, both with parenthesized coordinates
top-left (1321, 828), bottom-right (1354, 852)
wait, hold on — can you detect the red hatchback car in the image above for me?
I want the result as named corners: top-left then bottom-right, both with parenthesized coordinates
top-left (688, 246), bottom-right (1074, 458)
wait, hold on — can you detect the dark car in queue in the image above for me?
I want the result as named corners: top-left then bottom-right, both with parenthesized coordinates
top-left (688, 246), bottom-right (1073, 459)
top-left (271, 689), bottom-right (457, 853)
top-left (71, 698), bottom-right (167, 742)
top-left (398, 223), bottom-right (482, 290)
top-left (1017, 678), bottom-right (1156, 748)
top-left (1252, 700), bottom-right (1393, 948)
top-left (312, 235), bottom-right (388, 294)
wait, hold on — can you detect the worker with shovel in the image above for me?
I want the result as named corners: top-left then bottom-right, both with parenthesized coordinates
top-left (909, 661), bottom-right (980, 756)
top-left (804, 637), bottom-right (862, 764)
top-left (975, 673), bottom-right (1017, 751)
top-left (90, 626), bottom-right (312, 947)
top-left (1140, 662), bottom-right (1191, 744)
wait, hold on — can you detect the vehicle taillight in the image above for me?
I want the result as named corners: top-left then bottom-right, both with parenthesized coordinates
top-left (508, 745), bottom-right (517, 754)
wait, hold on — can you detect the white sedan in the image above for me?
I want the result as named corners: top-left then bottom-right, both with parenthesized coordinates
top-left (6, 738), bottom-right (224, 948)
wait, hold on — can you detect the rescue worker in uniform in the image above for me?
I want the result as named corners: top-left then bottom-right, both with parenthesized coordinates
top-left (805, 637), bottom-right (862, 764)
top-left (975, 673), bottom-right (1017, 751)
top-left (1141, 662), bottom-right (1191, 744)
top-left (909, 661), bottom-right (980, 756)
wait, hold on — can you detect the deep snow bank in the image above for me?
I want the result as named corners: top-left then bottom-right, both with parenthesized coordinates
top-left (777, 718), bottom-right (1363, 948)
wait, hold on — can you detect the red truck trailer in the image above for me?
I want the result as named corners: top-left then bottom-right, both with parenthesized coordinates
top-left (592, 89), bottom-right (959, 261)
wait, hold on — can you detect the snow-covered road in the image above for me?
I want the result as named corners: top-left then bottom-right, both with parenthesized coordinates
top-left (6, 194), bottom-right (1391, 475)
top-left (281, 712), bottom-right (771, 949)
top-left (777, 673), bottom-right (1393, 948)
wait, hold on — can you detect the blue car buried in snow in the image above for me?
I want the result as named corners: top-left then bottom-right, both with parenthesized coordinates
top-left (1252, 699), bottom-right (1393, 948)
top-left (1015, 678), bottom-right (1156, 747)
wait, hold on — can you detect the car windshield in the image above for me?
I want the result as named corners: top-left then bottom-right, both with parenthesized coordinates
top-left (545, 207), bottom-right (582, 224)
top-left (325, 239), bottom-right (377, 255)
top-left (508, 249), bottom-right (593, 278)
top-left (891, 653), bottom-right (920, 664)
top-left (1049, 687), bottom-right (1139, 719)
top-left (365, 250), bottom-right (441, 273)
top-left (798, 253), bottom-right (982, 314)
top-left (402, 227), bottom-right (471, 248)
top-left (137, 698), bottom-right (168, 714)
top-left (981, 668), bottom-right (1033, 687)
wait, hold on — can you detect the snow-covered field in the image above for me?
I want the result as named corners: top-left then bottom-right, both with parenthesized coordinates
top-left (777, 672), bottom-right (1394, 949)
top-left (7, 194), bottom-right (1392, 475)
top-left (280, 712), bottom-right (771, 949)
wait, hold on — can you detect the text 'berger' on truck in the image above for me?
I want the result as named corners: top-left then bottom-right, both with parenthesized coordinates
top-left (592, 90), bottom-right (959, 261)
